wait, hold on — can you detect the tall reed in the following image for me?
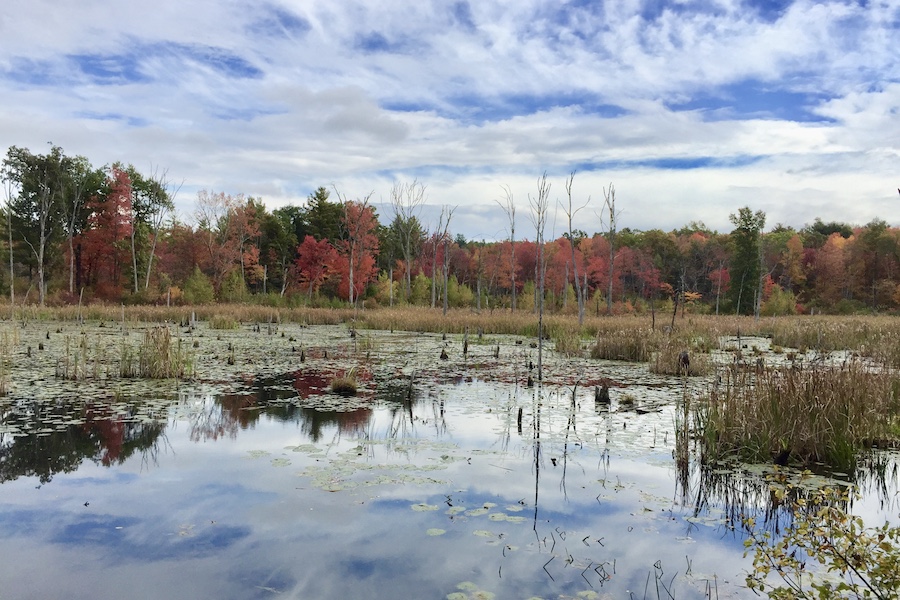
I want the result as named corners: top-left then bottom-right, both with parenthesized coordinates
top-left (209, 314), bottom-right (239, 329)
top-left (120, 326), bottom-right (193, 379)
top-left (591, 328), bottom-right (660, 362)
top-left (0, 331), bottom-right (10, 395)
top-left (650, 335), bottom-right (712, 375)
top-left (697, 361), bottom-right (900, 469)
top-left (769, 316), bottom-right (887, 353)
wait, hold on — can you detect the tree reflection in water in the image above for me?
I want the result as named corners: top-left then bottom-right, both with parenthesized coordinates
top-left (0, 398), bottom-right (166, 484)
top-left (186, 370), bottom-right (433, 445)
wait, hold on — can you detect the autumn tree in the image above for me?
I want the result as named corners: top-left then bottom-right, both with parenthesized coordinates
top-left (813, 233), bottom-right (848, 306)
top-left (294, 235), bottom-right (338, 301)
top-left (156, 220), bottom-right (207, 295)
top-left (194, 191), bottom-right (262, 295)
top-left (333, 191), bottom-right (379, 306)
top-left (76, 165), bottom-right (134, 298)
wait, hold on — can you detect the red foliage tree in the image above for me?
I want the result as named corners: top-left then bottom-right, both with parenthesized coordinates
top-left (195, 191), bottom-right (263, 293)
top-left (157, 222), bottom-right (209, 293)
top-left (335, 199), bottom-right (379, 304)
top-left (294, 235), bottom-right (338, 301)
top-left (75, 165), bottom-right (134, 299)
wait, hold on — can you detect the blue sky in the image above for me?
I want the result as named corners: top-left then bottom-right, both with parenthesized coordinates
top-left (1, 0), bottom-right (898, 241)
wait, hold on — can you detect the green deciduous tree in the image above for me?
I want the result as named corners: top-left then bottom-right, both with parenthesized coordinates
top-left (182, 266), bottom-right (215, 304)
top-left (2, 145), bottom-right (82, 305)
top-left (727, 207), bottom-right (766, 316)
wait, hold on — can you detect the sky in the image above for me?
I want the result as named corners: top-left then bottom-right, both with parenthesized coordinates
top-left (1, 0), bottom-right (898, 242)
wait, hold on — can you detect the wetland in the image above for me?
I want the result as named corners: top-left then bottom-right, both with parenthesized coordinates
top-left (0, 313), bottom-right (898, 599)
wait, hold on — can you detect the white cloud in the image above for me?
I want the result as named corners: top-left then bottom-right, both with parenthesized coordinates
top-left (1, 0), bottom-right (897, 237)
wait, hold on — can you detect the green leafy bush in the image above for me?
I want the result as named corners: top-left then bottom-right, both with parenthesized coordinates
top-left (744, 482), bottom-right (900, 598)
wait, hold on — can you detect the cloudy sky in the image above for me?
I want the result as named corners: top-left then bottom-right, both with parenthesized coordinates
top-left (1, 0), bottom-right (898, 241)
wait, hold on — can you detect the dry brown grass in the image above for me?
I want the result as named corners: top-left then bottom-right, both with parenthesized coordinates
top-left (697, 360), bottom-right (900, 469)
top-left (650, 336), bottom-right (712, 376)
top-left (331, 368), bottom-right (358, 396)
top-left (591, 328), bottom-right (661, 362)
top-left (120, 326), bottom-right (193, 379)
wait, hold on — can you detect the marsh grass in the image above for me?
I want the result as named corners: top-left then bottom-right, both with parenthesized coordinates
top-left (56, 333), bottom-right (111, 380)
top-left (0, 302), bottom-right (781, 345)
top-left (697, 361), bottom-right (900, 469)
top-left (331, 367), bottom-right (358, 396)
top-left (650, 336), bottom-right (712, 376)
top-left (591, 328), bottom-right (660, 362)
top-left (355, 331), bottom-right (377, 353)
top-left (209, 314), bottom-right (239, 330)
top-left (770, 316), bottom-right (886, 353)
top-left (551, 324), bottom-right (584, 357)
top-left (12, 303), bottom-right (350, 327)
top-left (120, 326), bottom-right (194, 379)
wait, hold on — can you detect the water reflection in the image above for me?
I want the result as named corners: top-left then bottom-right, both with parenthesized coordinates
top-left (674, 441), bottom-right (900, 539)
top-left (1, 368), bottom-right (897, 599)
top-left (188, 371), bottom-right (432, 444)
top-left (0, 399), bottom-right (166, 484)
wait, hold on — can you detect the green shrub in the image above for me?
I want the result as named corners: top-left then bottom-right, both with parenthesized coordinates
top-left (760, 286), bottom-right (798, 317)
top-left (744, 483), bottom-right (900, 598)
top-left (182, 267), bottom-right (215, 305)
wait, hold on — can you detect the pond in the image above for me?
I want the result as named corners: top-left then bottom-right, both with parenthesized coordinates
top-left (0, 321), bottom-right (897, 599)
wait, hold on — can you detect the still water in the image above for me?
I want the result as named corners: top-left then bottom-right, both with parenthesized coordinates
top-left (0, 326), bottom-right (897, 599)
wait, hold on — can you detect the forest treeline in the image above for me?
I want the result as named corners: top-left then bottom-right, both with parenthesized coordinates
top-left (1, 145), bottom-right (896, 317)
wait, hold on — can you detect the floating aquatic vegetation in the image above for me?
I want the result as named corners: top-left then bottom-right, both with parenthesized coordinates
top-left (446, 582), bottom-right (496, 600)
top-left (425, 528), bottom-right (446, 536)
top-left (411, 503), bottom-right (440, 512)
